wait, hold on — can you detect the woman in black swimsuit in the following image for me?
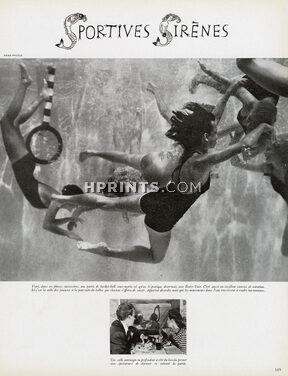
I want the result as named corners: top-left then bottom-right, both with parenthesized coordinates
top-left (51, 79), bottom-right (264, 263)
top-left (0, 63), bottom-right (84, 240)
top-left (231, 135), bottom-right (288, 256)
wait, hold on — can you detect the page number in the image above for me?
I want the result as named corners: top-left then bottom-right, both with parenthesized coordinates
top-left (275, 368), bottom-right (281, 372)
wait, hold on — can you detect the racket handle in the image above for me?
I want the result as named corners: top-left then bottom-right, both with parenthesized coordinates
top-left (43, 66), bottom-right (56, 126)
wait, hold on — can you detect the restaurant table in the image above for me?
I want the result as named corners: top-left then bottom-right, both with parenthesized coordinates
top-left (131, 343), bottom-right (183, 355)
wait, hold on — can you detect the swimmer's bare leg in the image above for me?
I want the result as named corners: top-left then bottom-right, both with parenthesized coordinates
top-left (213, 76), bottom-right (247, 125)
top-left (198, 61), bottom-right (231, 86)
top-left (52, 192), bottom-right (144, 214)
top-left (79, 150), bottom-right (144, 171)
top-left (77, 226), bottom-right (171, 264)
top-left (5, 64), bottom-right (32, 122)
top-left (0, 63), bottom-right (32, 162)
top-left (15, 78), bottom-right (50, 128)
top-left (236, 58), bottom-right (288, 97)
top-left (198, 61), bottom-right (256, 107)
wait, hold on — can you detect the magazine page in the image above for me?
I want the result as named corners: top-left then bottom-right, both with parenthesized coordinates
top-left (0, 0), bottom-right (288, 375)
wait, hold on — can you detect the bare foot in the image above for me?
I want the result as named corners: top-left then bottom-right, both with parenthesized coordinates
top-left (77, 241), bottom-right (109, 254)
top-left (79, 150), bottom-right (95, 162)
top-left (19, 63), bottom-right (32, 86)
top-left (40, 79), bottom-right (50, 101)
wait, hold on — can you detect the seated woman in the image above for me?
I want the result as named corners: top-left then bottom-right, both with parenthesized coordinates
top-left (0, 63), bottom-right (84, 240)
top-left (50, 81), bottom-right (266, 264)
top-left (162, 309), bottom-right (186, 354)
top-left (230, 133), bottom-right (288, 256)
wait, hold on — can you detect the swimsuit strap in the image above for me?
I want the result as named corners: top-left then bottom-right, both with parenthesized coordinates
top-left (172, 150), bottom-right (202, 184)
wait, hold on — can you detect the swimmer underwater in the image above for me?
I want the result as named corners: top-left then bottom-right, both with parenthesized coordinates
top-left (0, 64), bottom-right (87, 241)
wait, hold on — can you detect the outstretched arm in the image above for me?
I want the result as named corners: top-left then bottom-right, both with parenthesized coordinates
top-left (43, 201), bottom-right (83, 240)
top-left (147, 82), bottom-right (173, 124)
top-left (193, 123), bottom-right (271, 166)
top-left (195, 141), bottom-right (243, 166)
top-left (212, 77), bottom-right (246, 125)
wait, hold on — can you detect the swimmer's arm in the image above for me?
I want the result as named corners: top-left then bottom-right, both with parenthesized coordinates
top-left (213, 79), bottom-right (245, 125)
top-left (193, 142), bottom-right (243, 166)
top-left (194, 123), bottom-right (272, 166)
top-left (147, 82), bottom-right (172, 124)
top-left (43, 202), bottom-right (82, 241)
top-left (230, 155), bottom-right (268, 172)
top-left (241, 123), bottom-right (273, 147)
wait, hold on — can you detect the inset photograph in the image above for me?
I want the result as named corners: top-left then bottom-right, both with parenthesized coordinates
top-left (110, 299), bottom-right (186, 355)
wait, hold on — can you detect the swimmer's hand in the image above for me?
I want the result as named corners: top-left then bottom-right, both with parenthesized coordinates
top-left (146, 82), bottom-right (158, 95)
top-left (229, 76), bottom-right (248, 93)
top-left (241, 146), bottom-right (255, 161)
top-left (67, 217), bottom-right (85, 231)
top-left (197, 60), bottom-right (208, 74)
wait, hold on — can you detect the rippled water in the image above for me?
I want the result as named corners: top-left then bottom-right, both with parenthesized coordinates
top-left (0, 58), bottom-right (288, 281)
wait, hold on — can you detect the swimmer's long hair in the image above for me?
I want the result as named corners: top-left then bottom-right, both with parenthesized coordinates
top-left (166, 102), bottom-right (215, 160)
top-left (248, 98), bottom-right (277, 130)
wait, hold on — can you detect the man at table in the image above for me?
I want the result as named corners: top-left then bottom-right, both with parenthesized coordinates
top-left (110, 302), bottom-right (137, 354)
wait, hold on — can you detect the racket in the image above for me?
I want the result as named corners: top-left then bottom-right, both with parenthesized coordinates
top-left (26, 66), bottom-right (63, 164)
